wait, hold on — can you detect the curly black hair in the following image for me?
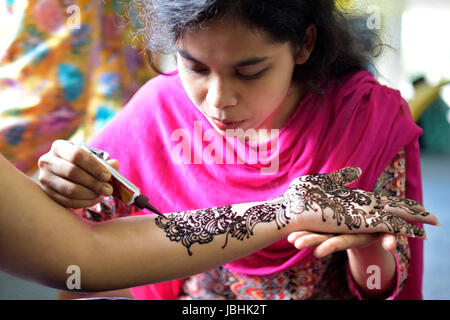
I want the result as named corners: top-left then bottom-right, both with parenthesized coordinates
top-left (128, 0), bottom-right (382, 93)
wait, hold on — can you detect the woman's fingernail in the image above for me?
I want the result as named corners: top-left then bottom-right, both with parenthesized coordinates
top-left (102, 184), bottom-right (113, 195)
top-left (431, 216), bottom-right (441, 226)
top-left (100, 172), bottom-right (110, 181)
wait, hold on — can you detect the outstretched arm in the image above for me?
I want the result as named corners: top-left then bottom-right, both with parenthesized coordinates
top-left (3, 150), bottom-right (436, 295)
top-left (0, 153), bottom-right (294, 292)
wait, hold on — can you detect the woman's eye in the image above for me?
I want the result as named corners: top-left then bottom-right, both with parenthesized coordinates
top-left (183, 62), bottom-right (268, 80)
top-left (237, 68), bottom-right (268, 80)
top-left (184, 64), bottom-right (209, 74)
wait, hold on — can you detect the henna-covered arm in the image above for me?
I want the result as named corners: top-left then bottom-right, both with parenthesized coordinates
top-left (2, 151), bottom-right (436, 294)
top-left (88, 196), bottom-right (294, 290)
top-left (0, 153), bottom-right (297, 292)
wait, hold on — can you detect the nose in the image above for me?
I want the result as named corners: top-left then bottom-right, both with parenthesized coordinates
top-left (206, 75), bottom-right (238, 110)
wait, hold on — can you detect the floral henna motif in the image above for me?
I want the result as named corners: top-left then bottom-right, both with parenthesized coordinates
top-left (285, 168), bottom-right (425, 237)
top-left (283, 182), bottom-right (370, 230)
top-left (368, 210), bottom-right (424, 236)
top-left (301, 173), bottom-right (371, 206)
top-left (155, 201), bottom-right (289, 256)
top-left (372, 194), bottom-right (430, 217)
top-left (155, 168), bottom-right (425, 256)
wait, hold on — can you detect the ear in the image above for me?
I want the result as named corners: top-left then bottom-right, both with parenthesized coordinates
top-left (295, 24), bottom-right (317, 65)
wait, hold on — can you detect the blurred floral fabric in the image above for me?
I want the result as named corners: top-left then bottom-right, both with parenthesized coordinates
top-left (0, 0), bottom-right (154, 175)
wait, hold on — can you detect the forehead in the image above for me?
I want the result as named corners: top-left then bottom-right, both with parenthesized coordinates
top-left (176, 18), bottom-right (291, 65)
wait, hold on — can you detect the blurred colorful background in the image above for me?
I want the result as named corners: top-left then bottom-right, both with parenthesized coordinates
top-left (0, 0), bottom-right (449, 299)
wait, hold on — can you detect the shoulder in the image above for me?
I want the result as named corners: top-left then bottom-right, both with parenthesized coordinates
top-left (332, 70), bottom-right (401, 101)
top-left (129, 72), bottom-right (186, 108)
top-left (139, 71), bottom-right (184, 94)
top-left (329, 70), bottom-right (408, 117)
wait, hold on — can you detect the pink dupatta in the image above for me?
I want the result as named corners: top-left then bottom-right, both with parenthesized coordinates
top-left (89, 70), bottom-right (423, 300)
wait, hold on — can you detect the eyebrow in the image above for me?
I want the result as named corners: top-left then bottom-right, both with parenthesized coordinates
top-left (177, 49), bottom-right (269, 67)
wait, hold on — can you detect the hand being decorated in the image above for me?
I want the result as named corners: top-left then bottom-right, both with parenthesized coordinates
top-left (282, 167), bottom-right (438, 256)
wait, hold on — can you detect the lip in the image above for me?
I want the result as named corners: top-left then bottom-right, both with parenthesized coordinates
top-left (210, 117), bottom-right (246, 130)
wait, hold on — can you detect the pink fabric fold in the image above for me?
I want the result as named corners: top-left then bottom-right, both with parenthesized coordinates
top-left (88, 69), bottom-right (424, 300)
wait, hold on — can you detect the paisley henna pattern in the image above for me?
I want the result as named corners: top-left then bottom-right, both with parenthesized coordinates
top-left (156, 167), bottom-right (425, 256)
top-left (284, 169), bottom-right (425, 237)
top-left (155, 201), bottom-right (289, 256)
top-left (373, 194), bottom-right (430, 217)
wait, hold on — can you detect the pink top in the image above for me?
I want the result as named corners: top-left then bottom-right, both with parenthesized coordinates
top-left (89, 70), bottom-right (424, 300)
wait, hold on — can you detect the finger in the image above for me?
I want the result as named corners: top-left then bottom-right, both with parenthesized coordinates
top-left (328, 167), bottom-right (362, 186)
top-left (373, 193), bottom-right (439, 226)
top-left (287, 231), bottom-right (312, 243)
top-left (51, 140), bottom-right (111, 182)
top-left (317, 208), bottom-right (428, 239)
top-left (291, 233), bottom-right (335, 250)
top-left (367, 211), bottom-right (427, 239)
top-left (288, 231), bottom-right (335, 243)
top-left (40, 184), bottom-right (104, 209)
top-left (41, 155), bottom-right (113, 196)
top-left (380, 233), bottom-right (397, 252)
top-left (39, 171), bottom-right (104, 200)
top-left (314, 233), bottom-right (378, 259)
top-left (106, 159), bottom-right (120, 171)
top-left (373, 192), bottom-right (425, 211)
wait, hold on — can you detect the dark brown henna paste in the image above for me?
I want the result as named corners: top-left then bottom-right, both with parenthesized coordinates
top-left (285, 168), bottom-right (424, 235)
top-left (373, 194), bottom-right (430, 217)
top-left (155, 168), bottom-right (424, 255)
top-left (368, 209), bottom-right (425, 237)
top-left (155, 200), bottom-right (289, 256)
top-left (284, 182), bottom-right (370, 230)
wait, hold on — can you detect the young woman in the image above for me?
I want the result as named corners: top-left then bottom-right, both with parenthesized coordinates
top-left (38, 0), bottom-right (436, 299)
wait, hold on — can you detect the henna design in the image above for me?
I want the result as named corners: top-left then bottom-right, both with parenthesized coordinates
top-left (302, 173), bottom-right (371, 206)
top-left (368, 209), bottom-right (425, 237)
top-left (155, 201), bottom-right (288, 256)
top-left (332, 187), bottom-right (372, 207)
top-left (155, 168), bottom-right (425, 255)
top-left (372, 194), bottom-right (430, 217)
top-left (284, 168), bottom-right (425, 235)
top-left (284, 182), bottom-right (370, 230)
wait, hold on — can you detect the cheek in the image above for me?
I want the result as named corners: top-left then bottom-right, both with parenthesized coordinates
top-left (178, 69), bottom-right (207, 107)
top-left (246, 76), bottom-right (292, 111)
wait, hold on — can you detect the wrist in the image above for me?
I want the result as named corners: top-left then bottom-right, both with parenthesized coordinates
top-left (346, 238), bottom-right (397, 299)
top-left (267, 194), bottom-right (302, 236)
